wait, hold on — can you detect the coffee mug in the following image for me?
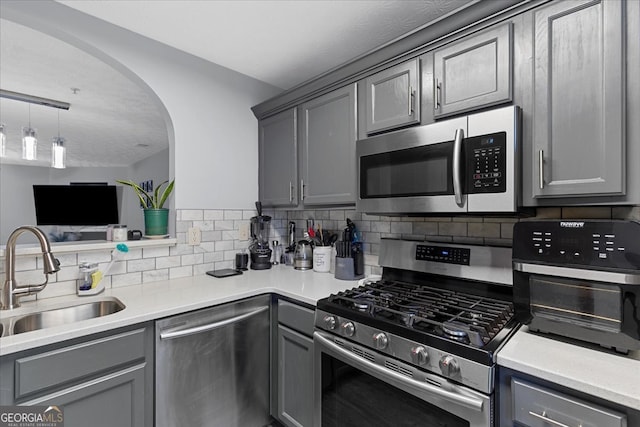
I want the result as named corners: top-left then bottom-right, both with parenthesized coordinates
top-left (235, 253), bottom-right (249, 270)
top-left (127, 229), bottom-right (143, 240)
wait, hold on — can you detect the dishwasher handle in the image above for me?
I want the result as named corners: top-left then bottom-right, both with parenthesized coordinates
top-left (160, 305), bottom-right (269, 340)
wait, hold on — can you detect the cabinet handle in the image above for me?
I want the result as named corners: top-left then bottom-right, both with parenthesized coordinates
top-left (160, 306), bottom-right (270, 340)
top-left (289, 181), bottom-right (293, 203)
top-left (408, 85), bottom-right (414, 116)
top-left (538, 149), bottom-right (545, 189)
top-left (434, 78), bottom-right (441, 111)
top-left (528, 411), bottom-right (573, 427)
top-left (300, 179), bottom-right (305, 201)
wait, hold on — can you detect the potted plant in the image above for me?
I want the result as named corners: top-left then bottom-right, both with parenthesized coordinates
top-left (116, 179), bottom-right (175, 236)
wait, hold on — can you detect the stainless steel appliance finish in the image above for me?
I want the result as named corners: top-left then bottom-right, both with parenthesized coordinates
top-left (155, 295), bottom-right (272, 427)
top-left (356, 105), bottom-right (520, 214)
top-left (314, 238), bottom-right (517, 427)
top-left (513, 220), bottom-right (640, 353)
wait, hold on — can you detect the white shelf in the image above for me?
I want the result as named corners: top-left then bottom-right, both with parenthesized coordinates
top-left (0, 238), bottom-right (177, 257)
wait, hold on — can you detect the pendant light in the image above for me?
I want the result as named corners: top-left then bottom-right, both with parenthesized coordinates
top-left (51, 110), bottom-right (66, 169)
top-left (0, 124), bottom-right (6, 158)
top-left (22, 104), bottom-right (37, 160)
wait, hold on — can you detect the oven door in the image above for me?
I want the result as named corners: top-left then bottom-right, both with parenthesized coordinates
top-left (313, 331), bottom-right (492, 427)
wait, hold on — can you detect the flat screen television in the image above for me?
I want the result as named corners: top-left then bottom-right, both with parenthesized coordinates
top-left (33, 184), bottom-right (119, 226)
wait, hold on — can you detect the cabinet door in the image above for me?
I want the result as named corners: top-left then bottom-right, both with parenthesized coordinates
top-left (433, 22), bottom-right (512, 117)
top-left (364, 59), bottom-right (420, 134)
top-left (259, 108), bottom-right (298, 206)
top-left (300, 84), bottom-right (357, 205)
top-left (23, 365), bottom-right (146, 427)
top-left (277, 324), bottom-right (313, 427)
top-left (531, 0), bottom-right (625, 198)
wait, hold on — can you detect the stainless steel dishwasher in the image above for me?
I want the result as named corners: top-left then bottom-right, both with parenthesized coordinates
top-left (155, 295), bottom-right (271, 427)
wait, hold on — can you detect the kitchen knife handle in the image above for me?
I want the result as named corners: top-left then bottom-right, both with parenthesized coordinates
top-left (538, 149), bottom-right (545, 189)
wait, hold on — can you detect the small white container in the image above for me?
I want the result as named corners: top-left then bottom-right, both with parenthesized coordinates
top-left (313, 246), bottom-right (332, 273)
top-left (112, 225), bottom-right (128, 242)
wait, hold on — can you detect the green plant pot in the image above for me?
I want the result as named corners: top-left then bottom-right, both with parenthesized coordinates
top-left (144, 208), bottom-right (169, 236)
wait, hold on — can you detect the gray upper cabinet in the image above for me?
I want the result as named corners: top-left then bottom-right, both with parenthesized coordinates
top-left (432, 22), bottom-right (513, 118)
top-left (362, 59), bottom-right (420, 135)
top-left (530, 0), bottom-right (625, 199)
top-left (300, 84), bottom-right (357, 206)
top-left (259, 108), bottom-right (298, 207)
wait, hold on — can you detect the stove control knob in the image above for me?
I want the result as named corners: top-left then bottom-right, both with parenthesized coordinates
top-left (341, 322), bottom-right (355, 337)
top-left (373, 332), bottom-right (388, 350)
top-left (323, 315), bottom-right (337, 330)
top-left (439, 355), bottom-right (460, 377)
top-left (411, 346), bottom-right (429, 365)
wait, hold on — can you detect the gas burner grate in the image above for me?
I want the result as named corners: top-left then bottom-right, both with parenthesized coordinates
top-left (326, 280), bottom-right (514, 348)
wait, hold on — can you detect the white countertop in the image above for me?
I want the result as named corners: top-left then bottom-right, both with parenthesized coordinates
top-left (497, 325), bottom-right (640, 410)
top-left (0, 265), bottom-right (358, 356)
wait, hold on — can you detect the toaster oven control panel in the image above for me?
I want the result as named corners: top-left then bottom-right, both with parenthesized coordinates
top-left (465, 131), bottom-right (507, 194)
top-left (512, 220), bottom-right (640, 270)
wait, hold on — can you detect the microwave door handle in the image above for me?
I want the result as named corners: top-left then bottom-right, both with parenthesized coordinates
top-left (453, 128), bottom-right (464, 206)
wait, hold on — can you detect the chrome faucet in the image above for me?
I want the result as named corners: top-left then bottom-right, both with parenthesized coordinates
top-left (1, 226), bottom-right (60, 310)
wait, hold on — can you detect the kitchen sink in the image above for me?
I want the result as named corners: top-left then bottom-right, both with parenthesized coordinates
top-left (10, 297), bottom-right (126, 335)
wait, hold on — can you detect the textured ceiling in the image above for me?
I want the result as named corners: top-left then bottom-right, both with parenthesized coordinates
top-left (0, 0), bottom-right (473, 168)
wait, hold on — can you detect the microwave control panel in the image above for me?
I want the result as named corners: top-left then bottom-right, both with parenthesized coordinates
top-left (465, 131), bottom-right (507, 194)
top-left (512, 220), bottom-right (640, 270)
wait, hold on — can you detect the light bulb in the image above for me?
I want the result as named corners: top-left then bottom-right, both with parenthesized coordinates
top-left (22, 127), bottom-right (37, 160)
top-left (51, 136), bottom-right (66, 169)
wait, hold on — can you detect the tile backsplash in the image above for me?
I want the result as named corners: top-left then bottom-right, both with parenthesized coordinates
top-left (2, 206), bottom-right (638, 302)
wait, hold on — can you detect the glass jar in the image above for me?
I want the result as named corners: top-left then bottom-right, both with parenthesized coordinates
top-left (112, 225), bottom-right (128, 242)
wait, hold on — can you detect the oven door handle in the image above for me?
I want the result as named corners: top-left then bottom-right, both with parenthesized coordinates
top-left (314, 331), bottom-right (484, 412)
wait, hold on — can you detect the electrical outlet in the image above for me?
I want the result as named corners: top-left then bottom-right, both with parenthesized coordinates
top-left (239, 222), bottom-right (250, 241)
top-left (187, 227), bottom-right (201, 245)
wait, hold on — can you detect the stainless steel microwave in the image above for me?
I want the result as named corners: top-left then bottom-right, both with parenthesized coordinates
top-left (356, 105), bottom-right (521, 214)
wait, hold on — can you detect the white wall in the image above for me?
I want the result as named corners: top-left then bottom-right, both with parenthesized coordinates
top-left (1, 0), bottom-right (281, 213)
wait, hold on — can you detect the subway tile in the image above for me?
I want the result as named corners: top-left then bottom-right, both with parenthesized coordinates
top-left (243, 210), bottom-right (255, 220)
top-left (423, 217), bottom-right (452, 222)
top-left (169, 266), bottom-right (192, 279)
top-left (181, 210), bottom-right (203, 221)
top-left (15, 257), bottom-right (37, 271)
top-left (36, 280), bottom-right (77, 299)
top-left (224, 210), bottom-right (243, 220)
top-left (222, 230), bottom-right (239, 240)
top-left (501, 222), bottom-right (516, 239)
top-left (53, 253), bottom-right (78, 268)
top-left (413, 222), bottom-right (439, 235)
top-left (468, 222), bottom-right (500, 238)
top-left (204, 210), bottom-right (224, 220)
top-left (215, 220), bottom-right (235, 231)
top-left (181, 253), bottom-right (204, 266)
top-left (371, 221), bottom-right (391, 233)
top-left (112, 272), bottom-right (142, 287)
top-left (453, 216), bottom-right (482, 222)
top-left (215, 240), bottom-right (234, 252)
top-left (176, 221), bottom-right (190, 232)
top-left (193, 220), bottom-right (214, 231)
top-left (330, 210), bottom-right (346, 221)
top-left (534, 207), bottom-right (562, 218)
top-left (156, 256), bottom-right (182, 269)
top-left (56, 264), bottom-right (82, 282)
top-left (176, 232), bottom-right (187, 244)
top-left (143, 269), bottom-right (169, 283)
top-left (438, 222), bottom-right (467, 236)
top-left (391, 222), bottom-right (413, 234)
top-left (214, 260), bottom-right (234, 270)
top-left (562, 207), bottom-right (611, 219)
top-left (199, 242), bottom-right (216, 253)
top-left (143, 246), bottom-right (170, 258)
top-left (193, 263), bottom-right (214, 276)
top-left (224, 250), bottom-right (237, 261)
top-left (361, 213), bottom-right (381, 221)
top-left (203, 251), bottom-right (224, 263)
top-left (202, 230), bottom-right (223, 242)
top-left (170, 244), bottom-right (194, 256)
top-left (127, 258), bottom-right (156, 272)
top-left (78, 251), bottom-right (112, 264)
top-left (612, 206), bottom-right (640, 220)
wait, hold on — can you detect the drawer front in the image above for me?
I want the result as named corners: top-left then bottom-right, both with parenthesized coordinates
top-left (512, 378), bottom-right (626, 427)
top-left (15, 328), bottom-right (146, 399)
top-left (278, 300), bottom-right (314, 337)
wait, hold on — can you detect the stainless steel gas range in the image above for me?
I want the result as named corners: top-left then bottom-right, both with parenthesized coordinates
top-left (313, 238), bottom-right (517, 427)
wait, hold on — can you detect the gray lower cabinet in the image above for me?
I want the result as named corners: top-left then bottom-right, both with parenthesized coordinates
top-left (528, 0), bottom-right (626, 200)
top-left (431, 22), bottom-right (513, 119)
top-left (259, 108), bottom-right (298, 207)
top-left (299, 84), bottom-right (357, 206)
top-left (0, 324), bottom-right (154, 427)
top-left (274, 299), bottom-right (315, 427)
top-left (361, 58), bottom-right (420, 136)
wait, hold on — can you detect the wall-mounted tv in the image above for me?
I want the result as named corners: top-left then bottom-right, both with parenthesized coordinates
top-left (33, 184), bottom-right (119, 226)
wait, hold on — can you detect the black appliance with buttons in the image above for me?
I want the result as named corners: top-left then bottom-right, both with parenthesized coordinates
top-left (314, 238), bottom-right (518, 427)
top-left (513, 220), bottom-right (640, 353)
